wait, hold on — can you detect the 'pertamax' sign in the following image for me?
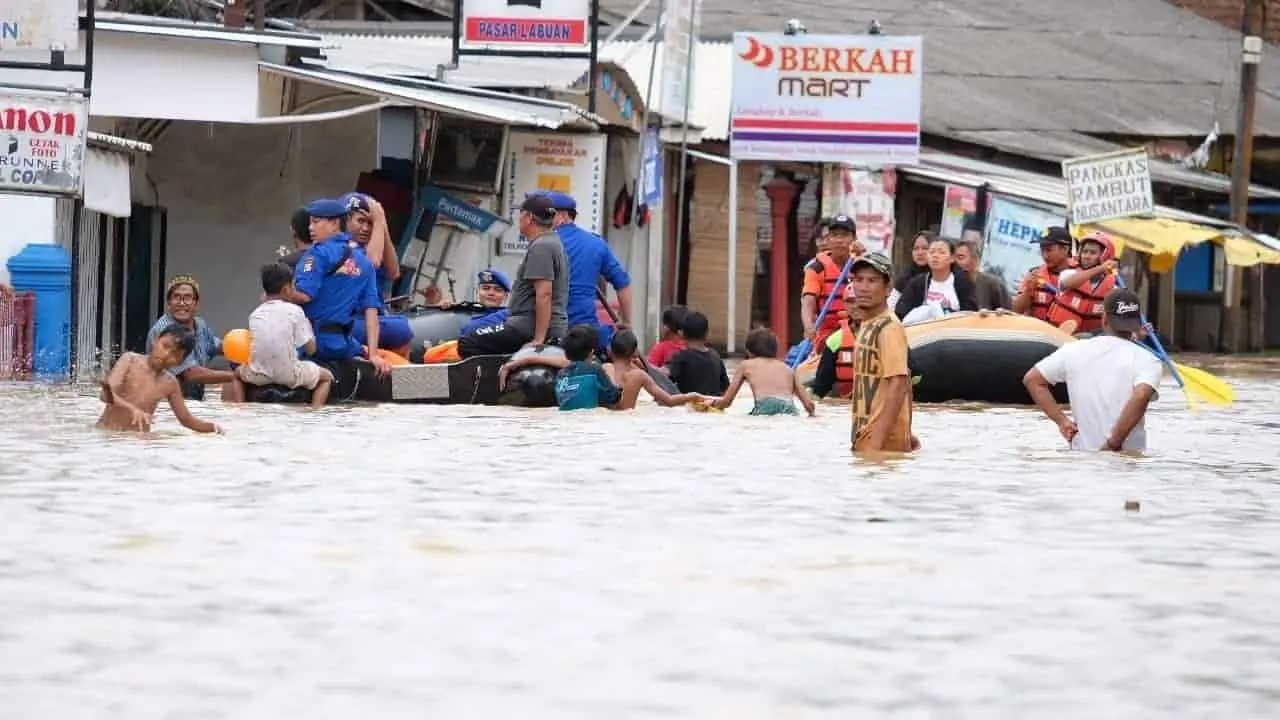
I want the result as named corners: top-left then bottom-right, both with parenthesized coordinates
top-left (1061, 147), bottom-right (1154, 224)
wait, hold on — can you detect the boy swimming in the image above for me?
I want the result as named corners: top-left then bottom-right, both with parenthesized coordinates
top-left (713, 328), bottom-right (816, 416)
top-left (606, 329), bottom-right (710, 410)
top-left (98, 325), bottom-right (223, 434)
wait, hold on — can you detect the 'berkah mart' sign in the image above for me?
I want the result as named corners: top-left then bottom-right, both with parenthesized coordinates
top-left (1061, 147), bottom-right (1154, 224)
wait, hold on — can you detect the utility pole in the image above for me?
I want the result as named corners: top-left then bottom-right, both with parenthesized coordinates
top-left (1223, 0), bottom-right (1263, 353)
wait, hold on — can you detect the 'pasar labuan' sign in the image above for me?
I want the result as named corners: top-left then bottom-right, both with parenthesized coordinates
top-left (730, 33), bottom-right (922, 165)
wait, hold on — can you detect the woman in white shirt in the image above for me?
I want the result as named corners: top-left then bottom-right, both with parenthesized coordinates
top-left (894, 236), bottom-right (979, 321)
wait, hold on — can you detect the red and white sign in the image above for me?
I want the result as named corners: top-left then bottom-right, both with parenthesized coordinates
top-left (459, 0), bottom-right (591, 53)
top-left (0, 89), bottom-right (88, 196)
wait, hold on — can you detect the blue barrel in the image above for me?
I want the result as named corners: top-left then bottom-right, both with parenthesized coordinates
top-left (6, 243), bottom-right (72, 379)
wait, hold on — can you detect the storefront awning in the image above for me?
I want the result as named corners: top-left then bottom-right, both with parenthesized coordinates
top-left (902, 150), bottom-right (1280, 270)
top-left (259, 63), bottom-right (595, 130)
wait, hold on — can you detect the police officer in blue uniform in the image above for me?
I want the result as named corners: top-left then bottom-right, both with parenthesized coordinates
top-left (541, 191), bottom-right (633, 353)
top-left (291, 198), bottom-right (391, 376)
top-left (339, 192), bottom-right (414, 353)
top-left (459, 269), bottom-right (511, 335)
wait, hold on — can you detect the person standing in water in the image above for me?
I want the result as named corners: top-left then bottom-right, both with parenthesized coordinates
top-left (848, 252), bottom-right (917, 453)
top-left (713, 328), bottom-right (816, 416)
top-left (1023, 288), bottom-right (1163, 452)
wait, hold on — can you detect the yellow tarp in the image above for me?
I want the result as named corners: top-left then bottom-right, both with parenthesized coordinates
top-left (1221, 235), bottom-right (1280, 267)
top-left (1074, 216), bottom-right (1280, 272)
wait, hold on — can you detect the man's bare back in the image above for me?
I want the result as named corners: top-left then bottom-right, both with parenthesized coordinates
top-left (714, 357), bottom-right (816, 415)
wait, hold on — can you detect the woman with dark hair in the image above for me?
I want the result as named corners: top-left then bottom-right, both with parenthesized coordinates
top-left (894, 235), bottom-right (979, 321)
top-left (893, 230), bottom-right (933, 294)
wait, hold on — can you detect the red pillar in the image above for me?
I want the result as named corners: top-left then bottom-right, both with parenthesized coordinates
top-left (764, 178), bottom-right (799, 354)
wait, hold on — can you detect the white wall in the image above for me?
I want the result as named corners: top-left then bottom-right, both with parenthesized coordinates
top-left (0, 194), bottom-right (57, 285)
top-left (144, 113), bottom-right (378, 334)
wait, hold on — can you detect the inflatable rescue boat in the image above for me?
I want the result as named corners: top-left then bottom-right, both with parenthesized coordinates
top-left (798, 311), bottom-right (1072, 405)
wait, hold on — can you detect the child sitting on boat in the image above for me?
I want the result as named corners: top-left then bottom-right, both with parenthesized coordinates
top-left (235, 263), bottom-right (335, 409)
top-left (606, 329), bottom-right (709, 410)
top-left (713, 328), bottom-right (816, 417)
top-left (98, 325), bottom-right (222, 434)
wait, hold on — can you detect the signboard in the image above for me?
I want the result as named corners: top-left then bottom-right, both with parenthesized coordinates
top-left (499, 132), bottom-right (606, 256)
top-left (820, 164), bottom-right (896, 255)
top-left (639, 127), bottom-right (662, 205)
top-left (659, 0), bottom-right (701, 120)
top-left (1061, 147), bottom-right (1154, 224)
top-left (459, 0), bottom-right (591, 53)
top-left (0, 89), bottom-right (87, 196)
top-left (982, 197), bottom-right (1065, 293)
top-left (729, 33), bottom-right (922, 164)
top-left (420, 186), bottom-right (511, 235)
top-left (0, 0), bottom-right (79, 52)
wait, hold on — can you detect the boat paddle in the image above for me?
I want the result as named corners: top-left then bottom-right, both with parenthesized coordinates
top-left (788, 254), bottom-right (856, 369)
top-left (595, 287), bottom-right (681, 395)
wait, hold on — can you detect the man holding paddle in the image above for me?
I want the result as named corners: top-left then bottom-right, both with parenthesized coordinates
top-left (801, 214), bottom-right (861, 349)
top-left (1023, 288), bottom-right (1163, 452)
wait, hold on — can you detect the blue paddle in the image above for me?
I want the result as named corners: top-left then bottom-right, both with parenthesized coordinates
top-left (788, 255), bottom-right (855, 369)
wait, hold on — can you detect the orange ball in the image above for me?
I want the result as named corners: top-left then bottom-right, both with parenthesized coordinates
top-left (222, 329), bottom-right (252, 365)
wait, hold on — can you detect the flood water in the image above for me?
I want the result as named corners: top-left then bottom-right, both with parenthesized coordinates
top-left (1, 359), bottom-right (1279, 719)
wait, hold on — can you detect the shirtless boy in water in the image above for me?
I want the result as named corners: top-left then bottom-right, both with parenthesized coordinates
top-left (713, 328), bottom-right (816, 416)
top-left (606, 329), bottom-right (709, 410)
top-left (98, 325), bottom-right (223, 434)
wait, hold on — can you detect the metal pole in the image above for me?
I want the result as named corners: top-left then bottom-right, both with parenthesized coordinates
top-left (587, 0), bottom-right (601, 115)
top-left (727, 158), bottom-right (738, 354)
top-left (632, 0), bottom-right (664, 343)
top-left (1223, 0), bottom-right (1262, 353)
top-left (671, 0), bottom-right (698, 308)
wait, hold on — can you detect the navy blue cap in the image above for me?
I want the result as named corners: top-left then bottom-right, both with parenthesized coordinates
top-left (305, 198), bottom-right (348, 219)
top-left (545, 191), bottom-right (577, 212)
top-left (477, 269), bottom-right (511, 293)
top-left (340, 192), bottom-right (371, 213)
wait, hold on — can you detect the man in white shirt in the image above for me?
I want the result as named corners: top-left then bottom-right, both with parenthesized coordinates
top-left (1023, 288), bottom-right (1164, 452)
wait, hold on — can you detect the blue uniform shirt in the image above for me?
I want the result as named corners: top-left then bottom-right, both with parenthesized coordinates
top-left (295, 233), bottom-right (382, 361)
top-left (555, 360), bottom-right (622, 411)
top-left (460, 307), bottom-right (510, 336)
top-left (558, 223), bottom-right (630, 327)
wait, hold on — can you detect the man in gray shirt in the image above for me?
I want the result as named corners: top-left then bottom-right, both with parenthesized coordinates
top-left (458, 193), bottom-right (569, 358)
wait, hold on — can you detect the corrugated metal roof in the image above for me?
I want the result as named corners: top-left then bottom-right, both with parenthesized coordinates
top-left (598, 0), bottom-right (1280, 137)
top-left (934, 129), bottom-right (1280, 200)
top-left (902, 150), bottom-right (1240, 229)
top-left (95, 12), bottom-right (327, 48)
top-left (87, 132), bottom-right (152, 153)
top-left (260, 63), bottom-right (593, 128)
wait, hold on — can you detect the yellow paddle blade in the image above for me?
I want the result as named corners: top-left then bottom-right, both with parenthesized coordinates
top-left (1173, 362), bottom-right (1235, 407)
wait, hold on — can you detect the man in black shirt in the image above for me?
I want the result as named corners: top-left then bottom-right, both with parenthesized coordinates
top-left (279, 207), bottom-right (313, 269)
top-left (666, 310), bottom-right (730, 395)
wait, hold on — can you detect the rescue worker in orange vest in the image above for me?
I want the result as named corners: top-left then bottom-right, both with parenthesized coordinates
top-left (801, 214), bottom-right (861, 348)
top-left (1012, 225), bottom-right (1077, 321)
top-left (808, 282), bottom-right (865, 400)
top-left (1046, 231), bottom-right (1119, 336)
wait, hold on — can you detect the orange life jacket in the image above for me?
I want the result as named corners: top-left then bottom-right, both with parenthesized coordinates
top-left (1047, 269), bottom-right (1117, 334)
top-left (833, 319), bottom-right (856, 399)
top-left (1029, 260), bottom-right (1077, 321)
top-left (806, 252), bottom-right (850, 343)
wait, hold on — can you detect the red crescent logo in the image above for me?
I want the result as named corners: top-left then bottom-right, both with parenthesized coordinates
top-left (738, 36), bottom-right (775, 68)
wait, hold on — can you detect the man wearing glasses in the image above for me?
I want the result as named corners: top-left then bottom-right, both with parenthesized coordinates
top-left (458, 194), bottom-right (569, 358)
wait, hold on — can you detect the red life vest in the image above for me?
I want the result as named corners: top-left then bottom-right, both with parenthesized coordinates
top-left (1047, 269), bottom-right (1117, 334)
top-left (833, 319), bottom-right (856, 399)
top-left (806, 252), bottom-right (850, 345)
top-left (1029, 260), bottom-right (1077, 321)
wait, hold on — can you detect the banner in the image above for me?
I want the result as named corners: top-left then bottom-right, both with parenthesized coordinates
top-left (940, 185), bottom-right (976, 239)
top-left (982, 197), bottom-right (1064, 293)
top-left (499, 131), bottom-right (606, 256)
top-left (458, 0), bottom-right (590, 53)
top-left (820, 164), bottom-right (896, 256)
